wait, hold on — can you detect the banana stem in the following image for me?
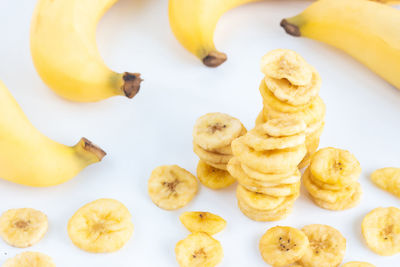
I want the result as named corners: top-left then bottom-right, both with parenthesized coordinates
top-left (75, 138), bottom-right (106, 162)
top-left (280, 19), bottom-right (301, 37)
top-left (121, 72), bottom-right (143, 98)
top-left (202, 51), bottom-right (227, 67)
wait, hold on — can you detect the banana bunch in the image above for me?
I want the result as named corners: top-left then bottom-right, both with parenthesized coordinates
top-left (228, 117), bottom-right (307, 221)
top-left (192, 113), bottom-right (246, 190)
top-left (281, 0), bottom-right (400, 90)
top-left (259, 224), bottom-right (348, 267)
top-left (256, 49), bottom-right (326, 169)
top-left (304, 147), bottom-right (363, 210)
top-left (175, 211), bottom-right (225, 267)
top-left (0, 81), bottom-right (105, 187)
top-left (30, 0), bottom-right (142, 102)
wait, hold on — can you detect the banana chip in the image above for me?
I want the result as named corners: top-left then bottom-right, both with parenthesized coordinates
top-left (371, 167), bottom-right (400, 198)
top-left (197, 160), bottom-right (236, 189)
top-left (193, 143), bottom-right (232, 164)
top-left (259, 226), bottom-right (309, 267)
top-left (148, 165), bottom-right (198, 210)
top-left (342, 262), bottom-right (375, 267)
top-left (299, 224), bottom-right (346, 267)
top-left (362, 207), bottom-right (400, 256)
top-left (175, 232), bottom-right (223, 267)
top-left (179, 211), bottom-right (226, 235)
top-left (3, 252), bottom-right (55, 267)
top-left (0, 208), bottom-right (48, 248)
top-left (67, 198), bottom-right (134, 253)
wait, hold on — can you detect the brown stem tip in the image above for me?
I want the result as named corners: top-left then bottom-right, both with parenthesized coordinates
top-left (122, 72), bottom-right (143, 98)
top-left (280, 19), bottom-right (301, 37)
top-left (81, 138), bottom-right (107, 161)
top-left (202, 51), bottom-right (227, 67)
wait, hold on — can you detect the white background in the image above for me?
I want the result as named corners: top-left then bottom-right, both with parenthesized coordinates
top-left (0, 0), bottom-right (399, 266)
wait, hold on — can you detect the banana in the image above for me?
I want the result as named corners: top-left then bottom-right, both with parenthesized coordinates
top-left (193, 113), bottom-right (244, 150)
top-left (30, 0), bottom-right (142, 102)
top-left (310, 147), bottom-right (362, 188)
top-left (179, 211), bottom-right (226, 235)
top-left (67, 198), bottom-right (134, 253)
top-left (362, 207), bottom-right (400, 256)
top-left (261, 117), bottom-right (306, 137)
top-left (169, 0), bottom-right (262, 67)
top-left (281, 0), bottom-right (400, 90)
top-left (236, 185), bottom-right (287, 211)
top-left (148, 165), bottom-right (198, 210)
top-left (193, 143), bottom-right (232, 165)
top-left (3, 252), bottom-right (55, 267)
top-left (259, 226), bottom-right (309, 267)
top-left (0, 208), bottom-right (48, 248)
top-left (312, 183), bottom-right (362, 211)
top-left (261, 49), bottom-right (313, 86)
top-left (197, 160), bottom-right (236, 189)
top-left (243, 128), bottom-right (305, 151)
top-left (175, 232), bottom-right (223, 267)
top-left (299, 224), bottom-right (346, 267)
top-left (232, 136), bottom-right (306, 173)
top-left (342, 262), bottom-right (375, 267)
top-left (371, 167), bottom-right (400, 198)
top-left (0, 81), bottom-right (105, 187)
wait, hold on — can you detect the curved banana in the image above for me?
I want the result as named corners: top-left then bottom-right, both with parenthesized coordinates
top-left (0, 81), bottom-right (106, 187)
top-left (169, 0), bottom-right (262, 67)
top-left (281, 0), bottom-right (400, 90)
top-left (30, 0), bottom-right (142, 102)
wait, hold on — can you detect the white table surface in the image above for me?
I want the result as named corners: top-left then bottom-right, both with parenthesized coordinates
top-left (0, 1), bottom-right (399, 266)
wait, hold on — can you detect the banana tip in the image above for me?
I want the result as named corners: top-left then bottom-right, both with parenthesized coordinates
top-left (280, 19), bottom-right (301, 37)
top-left (202, 51), bottom-right (227, 67)
top-left (122, 72), bottom-right (143, 98)
top-left (81, 138), bottom-right (107, 161)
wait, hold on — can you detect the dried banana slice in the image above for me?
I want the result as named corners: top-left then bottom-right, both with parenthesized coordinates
top-left (197, 160), bottom-right (236, 189)
top-left (342, 262), bottom-right (375, 267)
top-left (210, 144), bottom-right (232, 155)
top-left (203, 160), bottom-right (228, 171)
top-left (265, 66), bottom-right (321, 106)
top-left (362, 207), bottom-right (400, 256)
top-left (193, 143), bottom-right (232, 164)
top-left (148, 165), bottom-right (198, 210)
top-left (238, 199), bottom-right (293, 221)
top-left (261, 81), bottom-right (310, 113)
top-left (228, 158), bottom-right (300, 188)
top-left (298, 137), bottom-right (321, 170)
top-left (67, 198), bottom-right (134, 253)
top-left (260, 49), bottom-right (313, 86)
top-left (249, 182), bottom-right (300, 197)
top-left (259, 226), bottom-right (309, 267)
top-left (299, 224), bottom-right (346, 267)
top-left (261, 117), bottom-right (306, 137)
top-left (193, 112), bottom-right (243, 150)
top-left (240, 161), bottom-right (296, 182)
top-left (303, 168), bottom-right (357, 204)
top-left (255, 111), bottom-right (266, 125)
top-left (3, 252), bottom-right (55, 267)
top-left (179, 211), bottom-right (226, 235)
top-left (310, 147), bottom-right (361, 187)
top-left (175, 232), bottom-right (223, 267)
top-left (0, 208), bottom-right (48, 248)
top-left (371, 167), bottom-right (400, 198)
top-left (242, 128), bottom-right (305, 151)
top-left (312, 183), bottom-right (362, 211)
top-left (232, 137), bottom-right (306, 173)
top-left (236, 185), bottom-right (286, 211)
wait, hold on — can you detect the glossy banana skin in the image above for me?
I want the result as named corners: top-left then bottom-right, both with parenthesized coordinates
top-left (0, 81), bottom-right (105, 187)
top-left (30, 0), bottom-right (142, 102)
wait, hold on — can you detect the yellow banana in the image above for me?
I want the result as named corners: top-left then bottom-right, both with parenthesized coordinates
top-left (30, 0), bottom-right (142, 102)
top-left (281, 0), bottom-right (400, 90)
top-left (169, 0), bottom-right (262, 67)
top-left (0, 81), bottom-right (106, 187)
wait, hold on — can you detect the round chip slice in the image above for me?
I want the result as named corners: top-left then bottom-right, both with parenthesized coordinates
top-left (193, 143), bottom-right (232, 164)
top-left (310, 147), bottom-right (361, 187)
top-left (259, 226), bottom-right (309, 267)
top-left (193, 112), bottom-right (243, 150)
top-left (67, 198), bottom-right (134, 253)
top-left (197, 160), bottom-right (236, 189)
top-left (232, 137), bottom-right (306, 173)
top-left (260, 49), bottom-right (313, 86)
top-left (148, 165), bottom-right (198, 210)
top-left (312, 183), bottom-right (362, 211)
top-left (371, 167), bottom-right (400, 198)
top-left (261, 117), bottom-right (306, 137)
top-left (362, 207), bottom-right (400, 256)
top-left (342, 262), bottom-right (376, 267)
top-left (299, 224), bottom-right (346, 267)
top-left (240, 161), bottom-right (297, 182)
top-left (0, 208), bottom-right (48, 248)
top-left (175, 232), bottom-right (223, 267)
top-left (179, 211), bottom-right (226, 235)
top-left (3, 252), bottom-right (55, 267)
top-left (236, 185), bottom-right (286, 211)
